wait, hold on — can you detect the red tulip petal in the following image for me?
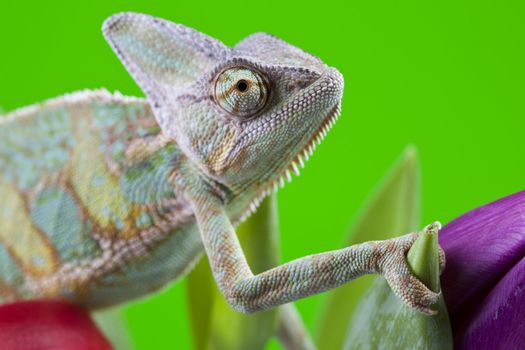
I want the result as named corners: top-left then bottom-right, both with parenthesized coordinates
top-left (0, 300), bottom-right (113, 350)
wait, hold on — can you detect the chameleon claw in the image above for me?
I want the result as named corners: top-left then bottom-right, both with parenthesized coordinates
top-left (414, 289), bottom-right (441, 316)
top-left (438, 245), bottom-right (446, 274)
top-left (418, 303), bottom-right (439, 316)
top-left (423, 221), bottom-right (442, 235)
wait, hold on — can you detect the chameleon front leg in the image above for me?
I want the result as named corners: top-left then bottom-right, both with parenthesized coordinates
top-left (191, 195), bottom-right (440, 315)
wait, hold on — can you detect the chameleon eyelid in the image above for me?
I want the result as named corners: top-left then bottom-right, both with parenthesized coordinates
top-left (212, 65), bottom-right (270, 120)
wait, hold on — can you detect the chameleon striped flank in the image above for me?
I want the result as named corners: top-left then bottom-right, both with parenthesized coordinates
top-left (0, 175), bottom-right (59, 278)
top-left (0, 90), bottom-right (201, 307)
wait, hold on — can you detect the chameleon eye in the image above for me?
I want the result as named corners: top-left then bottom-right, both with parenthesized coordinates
top-left (214, 67), bottom-right (269, 118)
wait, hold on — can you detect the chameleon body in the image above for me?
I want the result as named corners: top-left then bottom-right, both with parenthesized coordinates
top-left (0, 13), bottom-right (440, 314)
top-left (0, 91), bottom-right (201, 307)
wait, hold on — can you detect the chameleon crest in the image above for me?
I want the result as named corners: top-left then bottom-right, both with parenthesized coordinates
top-left (0, 12), bottom-right (441, 322)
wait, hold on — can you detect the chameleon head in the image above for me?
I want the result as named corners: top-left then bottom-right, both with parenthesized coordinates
top-left (103, 13), bottom-right (344, 195)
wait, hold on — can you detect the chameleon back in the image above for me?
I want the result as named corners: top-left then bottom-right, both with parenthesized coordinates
top-left (0, 90), bottom-right (204, 308)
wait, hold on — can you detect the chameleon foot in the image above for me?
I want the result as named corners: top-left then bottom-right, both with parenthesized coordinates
top-left (377, 223), bottom-right (443, 316)
top-left (438, 246), bottom-right (446, 274)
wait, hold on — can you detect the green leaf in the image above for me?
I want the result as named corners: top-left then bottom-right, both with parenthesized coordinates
top-left (93, 307), bottom-right (135, 350)
top-left (187, 256), bottom-right (215, 350)
top-left (342, 225), bottom-right (453, 350)
top-left (187, 194), bottom-right (281, 350)
top-left (315, 145), bottom-right (421, 350)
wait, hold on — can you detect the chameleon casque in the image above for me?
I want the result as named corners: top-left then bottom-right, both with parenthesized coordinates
top-left (0, 12), bottom-right (441, 320)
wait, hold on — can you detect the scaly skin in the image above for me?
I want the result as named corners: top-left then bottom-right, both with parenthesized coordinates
top-left (0, 12), bottom-right (441, 315)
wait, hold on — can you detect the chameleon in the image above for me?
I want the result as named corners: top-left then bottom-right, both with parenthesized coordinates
top-left (0, 12), bottom-right (442, 321)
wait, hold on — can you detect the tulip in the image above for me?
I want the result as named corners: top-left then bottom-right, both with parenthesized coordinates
top-left (0, 300), bottom-right (113, 350)
top-left (440, 190), bottom-right (525, 349)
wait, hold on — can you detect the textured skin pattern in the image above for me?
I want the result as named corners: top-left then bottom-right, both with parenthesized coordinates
top-left (0, 91), bottom-right (201, 307)
top-left (0, 12), bottom-right (440, 314)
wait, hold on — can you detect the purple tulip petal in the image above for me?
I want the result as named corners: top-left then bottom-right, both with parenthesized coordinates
top-left (457, 254), bottom-right (525, 349)
top-left (439, 190), bottom-right (525, 348)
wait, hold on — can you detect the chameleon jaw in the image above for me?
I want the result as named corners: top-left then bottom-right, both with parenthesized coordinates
top-left (238, 102), bottom-right (342, 223)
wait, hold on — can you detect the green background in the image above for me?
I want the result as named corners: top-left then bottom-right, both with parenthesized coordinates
top-left (1, 1), bottom-right (523, 348)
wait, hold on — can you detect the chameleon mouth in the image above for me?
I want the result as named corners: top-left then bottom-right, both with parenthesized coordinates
top-left (272, 102), bottom-right (341, 190)
top-left (238, 101), bottom-right (342, 222)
